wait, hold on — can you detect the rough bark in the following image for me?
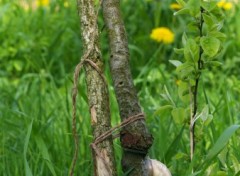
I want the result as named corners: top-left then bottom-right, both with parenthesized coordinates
top-left (77, 0), bottom-right (116, 175)
top-left (102, 0), bottom-right (153, 175)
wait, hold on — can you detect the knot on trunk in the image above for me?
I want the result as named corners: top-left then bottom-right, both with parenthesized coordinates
top-left (120, 130), bottom-right (153, 154)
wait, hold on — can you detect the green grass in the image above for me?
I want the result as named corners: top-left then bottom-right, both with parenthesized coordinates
top-left (1, 0), bottom-right (240, 175)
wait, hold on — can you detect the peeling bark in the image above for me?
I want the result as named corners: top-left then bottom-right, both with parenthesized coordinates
top-left (102, 0), bottom-right (153, 175)
top-left (77, 0), bottom-right (116, 175)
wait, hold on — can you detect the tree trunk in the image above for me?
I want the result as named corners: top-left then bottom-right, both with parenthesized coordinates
top-left (102, 0), bottom-right (154, 175)
top-left (76, 0), bottom-right (116, 175)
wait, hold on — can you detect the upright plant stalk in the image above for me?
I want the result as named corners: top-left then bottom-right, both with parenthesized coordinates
top-left (174, 1), bottom-right (225, 174)
top-left (74, 0), bottom-right (116, 175)
top-left (102, 0), bottom-right (153, 175)
top-left (190, 7), bottom-right (204, 161)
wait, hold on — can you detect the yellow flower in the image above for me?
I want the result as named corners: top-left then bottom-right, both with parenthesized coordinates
top-left (150, 27), bottom-right (174, 44)
top-left (64, 1), bottom-right (69, 8)
top-left (170, 3), bottom-right (182, 10)
top-left (37, 0), bottom-right (49, 7)
top-left (217, 0), bottom-right (225, 7)
top-left (223, 2), bottom-right (233, 10)
top-left (217, 0), bottom-right (233, 10)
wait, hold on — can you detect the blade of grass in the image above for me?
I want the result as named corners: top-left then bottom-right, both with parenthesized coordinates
top-left (205, 125), bottom-right (240, 162)
top-left (35, 135), bottom-right (57, 176)
top-left (164, 125), bottom-right (185, 162)
top-left (24, 120), bottom-right (33, 176)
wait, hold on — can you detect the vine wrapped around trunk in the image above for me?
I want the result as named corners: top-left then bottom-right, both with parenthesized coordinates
top-left (72, 0), bottom-right (117, 175)
top-left (102, 0), bottom-right (153, 175)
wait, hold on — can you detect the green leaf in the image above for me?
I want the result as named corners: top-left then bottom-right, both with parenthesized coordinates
top-left (176, 0), bottom-right (186, 6)
top-left (182, 32), bottom-right (188, 46)
top-left (13, 60), bottom-right (23, 71)
top-left (203, 13), bottom-right (214, 29)
top-left (176, 62), bottom-right (195, 80)
top-left (174, 152), bottom-right (188, 160)
top-left (203, 114), bottom-right (213, 126)
top-left (161, 85), bottom-right (176, 106)
top-left (174, 48), bottom-right (184, 54)
top-left (194, 105), bottom-right (213, 126)
top-left (231, 154), bottom-right (240, 174)
top-left (216, 171), bottom-right (227, 176)
top-left (182, 89), bottom-right (189, 96)
top-left (187, 22), bottom-right (198, 32)
top-left (171, 107), bottom-right (186, 124)
top-left (184, 39), bottom-right (199, 62)
top-left (218, 147), bottom-right (228, 167)
top-left (24, 120), bottom-right (33, 176)
top-left (201, 0), bottom-right (217, 12)
top-left (200, 36), bottom-right (220, 57)
top-left (169, 60), bottom-right (183, 67)
top-left (211, 7), bottom-right (225, 24)
top-left (200, 105), bottom-right (209, 121)
top-left (153, 105), bottom-right (173, 117)
top-left (208, 61), bottom-right (222, 67)
top-left (210, 21), bottom-right (224, 31)
top-left (187, 0), bottom-right (200, 17)
top-left (174, 8), bottom-right (190, 16)
top-left (208, 31), bottom-right (226, 42)
top-left (206, 125), bottom-right (240, 161)
top-left (178, 81), bottom-right (190, 103)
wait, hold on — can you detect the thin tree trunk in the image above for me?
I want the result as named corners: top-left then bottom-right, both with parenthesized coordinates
top-left (76, 0), bottom-right (116, 175)
top-left (102, 0), bottom-right (154, 175)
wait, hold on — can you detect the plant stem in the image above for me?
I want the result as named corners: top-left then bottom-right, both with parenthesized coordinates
top-left (190, 7), bottom-right (204, 163)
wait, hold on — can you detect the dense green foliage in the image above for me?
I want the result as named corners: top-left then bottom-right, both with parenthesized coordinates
top-left (1, 0), bottom-right (240, 175)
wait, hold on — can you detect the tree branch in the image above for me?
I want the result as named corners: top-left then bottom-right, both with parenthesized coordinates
top-left (102, 0), bottom-right (153, 175)
top-left (74, 0), bottom-right (117, 175)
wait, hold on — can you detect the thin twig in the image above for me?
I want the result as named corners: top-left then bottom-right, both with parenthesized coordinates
top-left (190, 6), bottom-right (204, 166)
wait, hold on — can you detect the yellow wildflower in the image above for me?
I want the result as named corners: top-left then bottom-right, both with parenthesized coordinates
top-left (223, 2), bottom-right (233, 10)
top-left (64, 1), bottom-right (69, 7)
top-left (37, 0), bottom-right (49, 7)
top-left (170, 3), bottom-right (182, 10)
top-left (217, 0), bottom-right (225, 7)
top-left (150, 27), bottom-right (174, 44)
top-left (217, 0), bottom-right (233, 10)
